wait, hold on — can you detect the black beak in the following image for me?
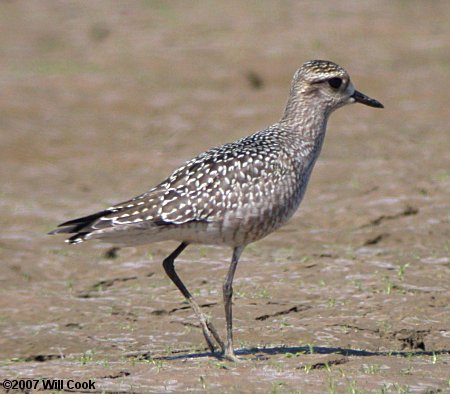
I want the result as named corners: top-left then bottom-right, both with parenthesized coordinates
top-left (351, 90), bottom-right (384, 108)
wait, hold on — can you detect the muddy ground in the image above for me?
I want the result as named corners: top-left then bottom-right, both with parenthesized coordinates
top-left (0, 1), bottom-right (449, 393)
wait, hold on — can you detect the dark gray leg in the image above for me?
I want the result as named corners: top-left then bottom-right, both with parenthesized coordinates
top-left (162, 242), bottom-right (225, 354)
top-left (222, 245), bottom-right (244, 361)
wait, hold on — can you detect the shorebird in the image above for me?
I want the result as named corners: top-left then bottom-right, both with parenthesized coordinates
top-left (50, 60), bottom-right (383, 361)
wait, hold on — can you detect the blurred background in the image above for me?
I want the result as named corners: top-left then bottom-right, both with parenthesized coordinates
top-left (0, 1), bottom-right (448, 229)
top-left (0, 1), bottom-right (449, 392)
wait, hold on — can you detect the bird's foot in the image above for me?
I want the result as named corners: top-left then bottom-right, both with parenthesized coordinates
top-left (200, 320), bottom-right (225, 355)
top-left (221, 348), bottom-right (241, 362)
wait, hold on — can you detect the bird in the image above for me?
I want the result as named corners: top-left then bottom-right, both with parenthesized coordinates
top-left (50, 60), bottom-right (383, 361)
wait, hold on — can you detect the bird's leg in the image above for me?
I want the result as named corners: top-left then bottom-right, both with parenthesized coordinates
top-left (222, 246), bottom-right (244, 361)
top-left (162, 242), bottom-right (225, 354)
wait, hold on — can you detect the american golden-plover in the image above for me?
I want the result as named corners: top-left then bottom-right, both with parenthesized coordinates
top-left (51, 60), bottom-right (383, 361)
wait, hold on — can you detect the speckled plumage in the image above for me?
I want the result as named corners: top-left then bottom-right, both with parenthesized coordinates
top-left (50, 60), bottom-right (383, 360)
top-left (59, 126), bottom-right (321, 247)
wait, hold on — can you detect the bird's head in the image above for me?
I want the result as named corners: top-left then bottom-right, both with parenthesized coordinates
top-left (290, 60), bottom-right (383, 114)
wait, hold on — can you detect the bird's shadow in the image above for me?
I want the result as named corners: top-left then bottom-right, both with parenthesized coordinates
top-left (131, 345), bottom-right (450, 362)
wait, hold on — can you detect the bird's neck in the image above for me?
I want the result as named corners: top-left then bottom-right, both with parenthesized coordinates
top-left (279, 94), bottom-right (330, 141)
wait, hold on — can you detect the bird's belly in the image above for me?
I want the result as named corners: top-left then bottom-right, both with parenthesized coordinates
top-left (180, 193), bottom-right (304, 247)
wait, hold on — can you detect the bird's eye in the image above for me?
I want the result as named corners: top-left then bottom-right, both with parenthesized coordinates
top-left (328, 77), bottom-right (342, 89)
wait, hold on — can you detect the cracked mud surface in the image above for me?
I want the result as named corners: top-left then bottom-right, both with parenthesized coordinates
top-left (0, 1), bottom-right (449, 393)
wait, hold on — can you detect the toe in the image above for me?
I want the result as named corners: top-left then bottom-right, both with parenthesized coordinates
top-left (223, 351), bottom-right (241, 362)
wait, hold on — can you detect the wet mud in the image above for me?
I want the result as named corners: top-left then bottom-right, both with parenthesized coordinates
top-left (0, 1), bottom-right (449, 393)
